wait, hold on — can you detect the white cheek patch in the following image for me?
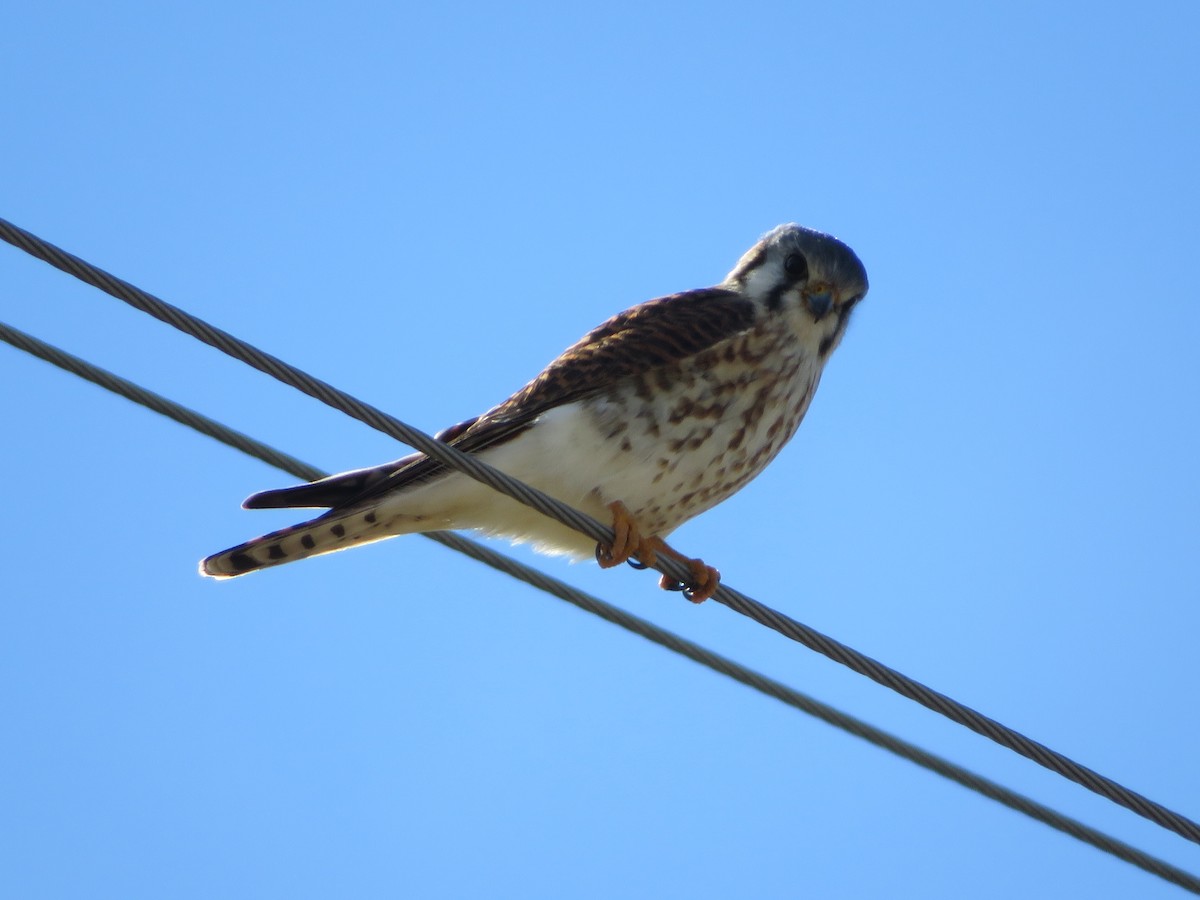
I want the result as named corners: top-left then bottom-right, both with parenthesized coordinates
top-left (739, 260), bottom-right (784, 300)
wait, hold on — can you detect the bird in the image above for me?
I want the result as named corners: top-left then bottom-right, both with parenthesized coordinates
top-left (201, 224), bottom-right (869, 601)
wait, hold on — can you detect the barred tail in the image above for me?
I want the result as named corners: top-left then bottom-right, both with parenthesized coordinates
top-left (200, 507), bottom-right (395, 579)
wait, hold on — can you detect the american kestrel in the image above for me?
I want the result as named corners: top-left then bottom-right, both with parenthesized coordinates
top-left (201, 224), bottom-right (868, 601)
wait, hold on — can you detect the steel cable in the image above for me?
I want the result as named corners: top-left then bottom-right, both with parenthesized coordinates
top-left (3, 216), bottom-right (1198, 849)
top-left (2, 318), bottom-right (1198, 894)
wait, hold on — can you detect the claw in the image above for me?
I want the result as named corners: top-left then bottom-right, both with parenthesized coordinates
top-left (644, 536), bottom-right (721, 603)
top-left (680, 562), bottom-right (721, 603)
top-left (596, 501), bottom-right (660, 570)
top-left (596, 501), bottom-right (719, 603)
top-left (596, 500), bottom-right (642, 568)
top-left (656, 564), bottom-right (720, 603)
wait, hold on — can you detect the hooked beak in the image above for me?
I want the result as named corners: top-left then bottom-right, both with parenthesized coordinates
top-left (805, 289), bottom-right (834, 321)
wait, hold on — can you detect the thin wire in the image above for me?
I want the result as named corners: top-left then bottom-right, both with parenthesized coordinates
top-left (2, 320), bottom-right (1197, 895)
top-left (3, 217), bottom-right (1198, 850)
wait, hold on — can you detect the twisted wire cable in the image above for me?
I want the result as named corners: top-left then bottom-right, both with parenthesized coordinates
top-left (3, 216), bottom-right (1198, 849)
top-left (3, 320), bottom-right (1197, 894)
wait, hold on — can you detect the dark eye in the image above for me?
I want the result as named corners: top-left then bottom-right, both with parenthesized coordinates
top-left (784, 253), bottom-right (808, 279)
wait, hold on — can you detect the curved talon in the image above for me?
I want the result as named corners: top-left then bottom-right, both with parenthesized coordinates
top-left (596, 501), bottom-right (719, 603)
top-left (681, 563), bottom-right (721, 603)
top-left (596, 500), bottom-right (641, 569)
top-left (654, 554), bottom-right (720, 604)
top-left (597, 500), bottom-right (662, 572)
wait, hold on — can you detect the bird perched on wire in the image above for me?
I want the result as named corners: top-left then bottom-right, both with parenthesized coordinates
top-left (201, 224), bottom-right (868, 601)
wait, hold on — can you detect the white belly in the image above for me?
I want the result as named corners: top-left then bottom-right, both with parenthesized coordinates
top-left (376, 336), bottom-right (824, 559)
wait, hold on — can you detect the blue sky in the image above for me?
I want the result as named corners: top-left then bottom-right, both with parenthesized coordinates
top-left (2, 2), bottom-right (1198, 897)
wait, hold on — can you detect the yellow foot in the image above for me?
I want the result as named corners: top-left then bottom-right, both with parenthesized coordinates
top-left (643, 536), bottom-right (721, 603)
top-left (595, 500), bottom-right (654, 568)
top-left (596, 501), bottom-right (720, 604)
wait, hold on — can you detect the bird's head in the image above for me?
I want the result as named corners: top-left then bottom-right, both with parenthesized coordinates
top-left (723, 223), bottom-right (869, 358)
